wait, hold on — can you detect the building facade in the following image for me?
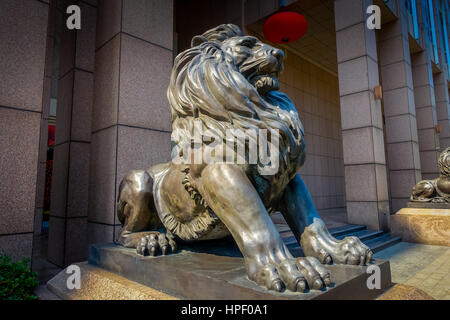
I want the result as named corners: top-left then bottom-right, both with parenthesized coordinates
top-left (0, 0), bottom-right (449, 266)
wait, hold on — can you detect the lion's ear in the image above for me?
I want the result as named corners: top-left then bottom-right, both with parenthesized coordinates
top-left (191, 35), bottom-right (207, 47)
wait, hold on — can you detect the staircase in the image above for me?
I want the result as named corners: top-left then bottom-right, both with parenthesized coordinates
top-left (281, 224), bottom-right (401, 257)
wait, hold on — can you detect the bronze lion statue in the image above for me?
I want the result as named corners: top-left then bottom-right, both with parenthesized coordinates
top-left (410, 147), bottom-right (450, 202)
top-left (116, 24), bottom-right (372, 293)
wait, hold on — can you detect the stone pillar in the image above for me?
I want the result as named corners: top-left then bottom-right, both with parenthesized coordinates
top-left (412, 51), bottom-right (440, 180)
top-left (431, 0), bottom-right (450, 151)
top-left (48, 0), bottom-right (97, 267)
top-left (88, 0), bottom-right (174, 244)
top-left (411, 0), bottom-right (440, 180)
top-left (335, 0), bottom-right (389, 230)
top-left (379, 6), bottom-right (422, 213)
top-left (434, 71), bottom-right (450, 150)
top-left (0, 0), bottom-right (49, 261)
top-left (34, 1), bottom-right (58, 237)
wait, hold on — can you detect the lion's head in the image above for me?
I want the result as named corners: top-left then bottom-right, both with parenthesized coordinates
top-left (189, 24), bottom-right (284, 99)
top-left (168, 24), bottom-right (304, 175)
top-left (438, 147), bottom-right (450, 176)
top-left (220, 34), bottom-right (285, 96)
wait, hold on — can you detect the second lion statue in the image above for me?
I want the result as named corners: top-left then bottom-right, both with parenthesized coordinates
top-left (116, 24), bottom-right (373, 293)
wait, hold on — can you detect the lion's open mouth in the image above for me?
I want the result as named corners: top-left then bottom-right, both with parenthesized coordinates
top-left (249, 73), bottom-right (280, 95)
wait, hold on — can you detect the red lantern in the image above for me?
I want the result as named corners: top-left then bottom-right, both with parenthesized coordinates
top-left (263, 11), bottom-right (308, 44)
top-left (48, 125), bottom-right (55, 147)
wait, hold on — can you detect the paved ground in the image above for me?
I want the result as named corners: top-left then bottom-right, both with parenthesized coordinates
top-left (374, 242), bottom-right (450, 300)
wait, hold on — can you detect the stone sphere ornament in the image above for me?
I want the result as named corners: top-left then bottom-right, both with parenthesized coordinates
top-left (263, 11), bottom-right (308, 44)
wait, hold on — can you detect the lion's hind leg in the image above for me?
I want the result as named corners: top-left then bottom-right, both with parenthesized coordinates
top-left (117, 170), bottom-right (176, 255)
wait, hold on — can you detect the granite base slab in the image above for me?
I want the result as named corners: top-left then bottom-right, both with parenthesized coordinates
top-left (87, 242), bottom-right (391, 300)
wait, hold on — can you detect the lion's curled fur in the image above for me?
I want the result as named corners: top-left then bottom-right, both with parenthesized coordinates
top-left (153, 24), bottom-right (306, 241)
top-left (167, 25), bottom-right (305, 175)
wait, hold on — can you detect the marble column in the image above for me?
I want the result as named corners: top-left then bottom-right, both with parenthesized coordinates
top-left (379, 5), bottom-right (422, 213)
top-left (335, 0), bottom-right (390, 230)
top-left (88, 0), bottom-right (174, 244)
top-left (0, 0), bottom-right (49, 261)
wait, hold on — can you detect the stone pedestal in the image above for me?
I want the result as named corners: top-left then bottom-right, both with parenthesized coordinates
top-left (391, 208), bottom-right (450, 246)
top-left (48, 242), bottom-right (392, 300)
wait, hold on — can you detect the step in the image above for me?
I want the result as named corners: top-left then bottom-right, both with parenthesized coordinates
top-left (283, 228), bottom-right (383, 246)
top-left (286, 241), bottom-right (301, 249)
top-left (363, 234), bottom-right (402, 253)
top-left (335, 229), bottom-right (385, 242)
top-left (283, 236), bottom-right (298, 246)
top-left (289, 246), bottom-right (304, 258)
top-left (287, 236), bottom-right (401, 256)
top-left (285, 232), bottom-right (401, 254)
top-left (329, 224), bottom-right (366, 237)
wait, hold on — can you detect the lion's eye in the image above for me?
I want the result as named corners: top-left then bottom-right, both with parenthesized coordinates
top-left (240, 40), bottom-right (254, 48)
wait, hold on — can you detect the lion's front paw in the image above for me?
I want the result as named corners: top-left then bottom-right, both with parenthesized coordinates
top-left (333, 236), bottom-right (373, 265)
top-left (136, 232), bottom-right (177, 256)
top-left (309, 236), bottom-right (373, 265)
top-left (301, 219), bottom-right (373, 266)
top-left (249, 257), bottom-right (331, 293)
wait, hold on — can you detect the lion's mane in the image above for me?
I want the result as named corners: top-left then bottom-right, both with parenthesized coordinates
top-left (167, 24), bottom-right (304, 176)
top-left (438, 147), bottom-right (450, 176)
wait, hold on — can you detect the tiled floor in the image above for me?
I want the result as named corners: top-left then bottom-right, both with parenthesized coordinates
top-left (374, 242), bottom-right (450, 300)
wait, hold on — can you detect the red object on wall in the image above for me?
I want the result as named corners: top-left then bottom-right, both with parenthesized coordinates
top-left (263, 11), bottom-right (308, 44)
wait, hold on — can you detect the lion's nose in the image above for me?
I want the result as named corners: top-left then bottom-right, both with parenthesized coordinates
top-left (271, 49), bottom-right (284, 63)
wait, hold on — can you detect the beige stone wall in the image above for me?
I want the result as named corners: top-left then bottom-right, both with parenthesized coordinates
top-left (278, 52), bottom-right (345, 210)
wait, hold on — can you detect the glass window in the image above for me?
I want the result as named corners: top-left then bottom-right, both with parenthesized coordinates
top-left (412, 0), bottom-right (420, 39)
top-left (428, 0), bottom-right (440, 64)
top-left (440, 0), bottom-right (450, 75)
top-left (406, 0), bottom-right (420, 39)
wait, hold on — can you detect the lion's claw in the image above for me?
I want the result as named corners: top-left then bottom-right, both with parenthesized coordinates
top-left (301, 219), bottom-right (373, 266)
top-left (272, 279), bottom-right (283, 292)
top-left (249, 257), bottom-right (330, 292)
top-left (136, 232), bottom-right (176, 256)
